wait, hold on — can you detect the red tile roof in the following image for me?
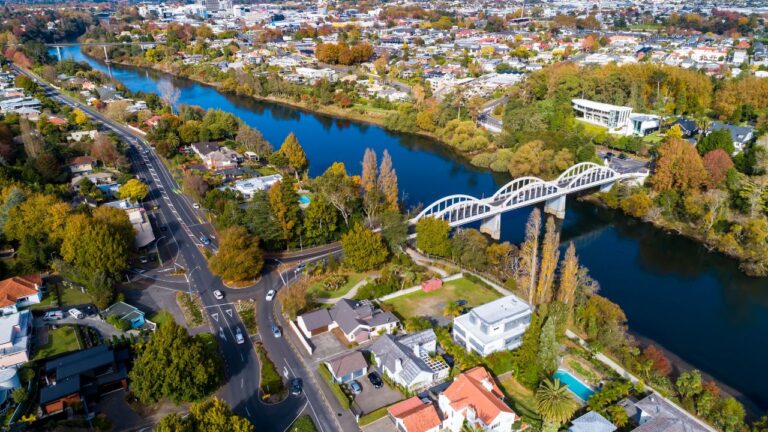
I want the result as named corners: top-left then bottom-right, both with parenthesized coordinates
top-left (0, 274), bottom-right (41, 308)
top-left (442, 367), bottom-right (514, 426)
top-left (388, 396), bottom-right (442, 432)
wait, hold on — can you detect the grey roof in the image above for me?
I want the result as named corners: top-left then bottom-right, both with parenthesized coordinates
top-left (299, 309), bottom-right (333, 331)
top-left (325, 351), bottom-right (367, 379)
top-left (329, 299), bottom-right (397, 336)
top-left (632, 394), bottom-right (713, 432)
top-left (569, 411), bottom-right (616, 432)
top-left (45, 345), bottom-right (115, 379)
top-left (104, 302), bottom-right (144, 320)
top-left (709, 122), bottom-right (754, 144)
top-left (369, 330), bottom-right (435, 386)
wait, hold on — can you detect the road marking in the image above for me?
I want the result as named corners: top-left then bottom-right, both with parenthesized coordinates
top-left (204, 303), bottom-right (233, 309)
top-left (240, 353), bottom-right (245, 362)
top-left (241, 378), bottom-right (244, 389)
top-left (225, 309), bottom-right (233, 317)
top-left (281, 402), bottom-right (309, 432)
top-left (211, 313), bottom-right (219, 322)
top-left (245, 406), bottom-right (251, 417)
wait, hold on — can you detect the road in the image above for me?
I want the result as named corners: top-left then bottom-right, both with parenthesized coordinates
top-left (10, 65), bottom-right (346, 431)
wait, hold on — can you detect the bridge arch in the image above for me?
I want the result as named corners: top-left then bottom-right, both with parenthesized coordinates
top-left (412, 194), bottom-right (494, 225)
top-left (501, 181), bottom-right (561, 208)
top-left (490, 176), bottom-right (544, 203)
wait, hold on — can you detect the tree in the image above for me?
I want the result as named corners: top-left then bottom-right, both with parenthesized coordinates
top-left (129, 321), bottom-right (222, 404)
top-left (711, 397), bottom-right (745, 432)
top-left (19, 119), bottom-right (43, 160)
top-left (379, 210), bottom-right (408, 250)
top-left (641, 345), bottom-right (672, 377)
top-left (652, 138), bottom-right (708, 193)
top-left (536, 217), bottom-right (560, 305)
top-left (378, 150), bottom-right (399, 210)
top-left (361, 148), bottom-right (382, 223)
top-left (118, 179), bottom-right (149, 202)
top-left (519, 208), bottom-right (542, 305)
top-left (676, 370), bottom-right (703, 409)
top-left (91, 133), bottom-right (123, 168)
top-left (236, 123), bottom-right (273, 158)
top-left (277, 132), bottom-right (308, 174)
top-left (537, 318), bottom-right (559, 374)
top-left (183, 172), bottom-right (210, 200)
top-left (535, 378), bottom-right (578, 431)
top-left (340, 224), bottom-right (389, 272)
top-left (72, 108), bottom-right (89, 125)
top-left (620, 190), bottom-right (653, 218)
top-left (157, 398), bottom-right (252, 432)
top-left (11, 387), bottom-right (28, 405)
top-left (697, 129), bottom-right (734, 156)
top-left (158, 79), bottom-right (180, 114)
top-left (443, 301), bottom-right (464, 318)
top-left (279, 279), bottom-right (309, 319)
top-left (267, 178), bottom-right (302, 245)
top-left (415, 217), bottom-right (452, 257)
top-left (303, 195), bottom-right (338, 245)
top-left (209, 226), bottom-right (264, 282)
top-left (60, 207), bottom-right (134, 279)
top-left (702, 149), bottom-right (734, 188)
top-left (451, 229), bottom-right (489, 270)
top-left (5, 194), bottom-right (68, 260)
top-left (315, 162), bottom-right (358, 227)
top-left (556, 242), bottom-right (578, 311)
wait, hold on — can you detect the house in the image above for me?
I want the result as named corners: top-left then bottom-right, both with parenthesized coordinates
top-left (230, 174), bottom-right (283, 199)
top-left (572, 98), bottom-right (632, 132)
top-left (438, 366), bottom-right (519, 432)
top-left (669, 117), bottom-right (699, 137)
top-left (619, 393), bottom-right (715, 432)
top-left (103, 302), bottom-right (146, 329)
top-left (453, 295), bottom-right (531, 357)
top-left (67, 130), bottom-right (98, 142)
top-left (103, 200), bottom-right (154, 248)
top-left (39, 345), bottom-right (130, 416)
top-left (388, 396), bottom-right (442, 432)
top-left (708, 122), bottom-right (755, 153)
top-left (628, 114), bottom-right (660, 137)
top-left (0, 274), bottom-right (43, 315)
top-left (296, 299), bottom-right (399, 343)
top-left (324, 350), bottom-right (368, 384)
top-left (67, 156), bottom-right (96, 176)
top-left (190, 142), bottom-right (242, 170)
top-left (369, 329), bottom-right (449, 391)
top-left (0, 310), bottom-right (32, 368)
top-left (569, 411), bottom-right (617, 432)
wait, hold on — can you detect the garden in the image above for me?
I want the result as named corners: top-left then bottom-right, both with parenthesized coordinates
top-left (33, 325), bottom-right (81, 360)
top-left (382, 276), bottom-right (501, 321)
top-left (307, 272), bottom-right (371, 299)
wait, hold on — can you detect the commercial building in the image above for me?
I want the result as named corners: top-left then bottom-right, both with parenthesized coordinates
top-left (572, 98), bottom-right (632, 131)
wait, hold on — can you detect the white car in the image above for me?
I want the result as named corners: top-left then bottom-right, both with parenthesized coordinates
top-left (43, 310), bottom-right (63, 320)
top-left (235, 327), bottom-right (245, 344)
top-left (266, 289), bottom-right (276, 301)
top-left (213, 290), bottom-right (224, 300)
top-left (193, 203), bottom-right (200, 209)
top-left (68, 308), bottom-right (84, 319)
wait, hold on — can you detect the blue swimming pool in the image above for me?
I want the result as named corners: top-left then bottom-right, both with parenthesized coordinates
top-left (298, 195), bottom-right (311, 205)
top-left (553, 369), bottom-right (595, 401)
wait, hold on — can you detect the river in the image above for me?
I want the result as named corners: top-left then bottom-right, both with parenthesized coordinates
top-left (57, 46), bottom-right (768, 415)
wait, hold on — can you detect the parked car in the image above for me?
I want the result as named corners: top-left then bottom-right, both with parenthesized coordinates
top-left (266, 289), bottom-right (276, 301)
top-left (271, 324), bottom-right (282, 338)
top-left (213, 290), bottom-right (224, 300)
top-left (139, 256), bottom-right (149, 264)
top-left (290, 378), bottom-right (303, 396)
top-left (43, 310), bottom-right (63, 320)
top-left (618, 153), bottom-right (627, 160)
top-left (349, 381), bottom-right (362, 395)
top-left (235, 327), bottom-right (244, 344)
top-left (68, 308), bottom-right (84, 319)
top-left (368, 372), bottom-right (383, 389)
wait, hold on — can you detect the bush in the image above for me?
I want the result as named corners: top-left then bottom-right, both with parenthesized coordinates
top-left (106, 314), bottom-right (130, 332)
top-left (322, 274), bottom-right (348, 291)
top-left (289, 415), bottom-right (318, 432)
top-left (256, 343), bottom-right (285, 398)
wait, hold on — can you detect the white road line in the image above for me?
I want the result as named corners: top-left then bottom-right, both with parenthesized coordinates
top-left (245, 406), bottom-right (251, 417)
top-left (241, 377), bottom-right (244, 389)
top-left (306, 399), bottom-right (326, 432)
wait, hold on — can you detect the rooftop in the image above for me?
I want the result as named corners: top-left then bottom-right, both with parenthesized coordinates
top-left (388, 396), bottom-right (442, 432)
top-left (467, 295), bottom-right (530, 326)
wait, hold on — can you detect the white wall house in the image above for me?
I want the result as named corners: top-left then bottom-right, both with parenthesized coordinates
top-left (453, 295), bottom-right (531, 357)
top-left (438, 367), bottom-right (519, 432)
top-left (572, 98), bottom-right (632, 132)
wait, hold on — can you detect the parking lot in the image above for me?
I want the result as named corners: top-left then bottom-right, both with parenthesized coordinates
top-left (351, 371), bottom-right (403, 416)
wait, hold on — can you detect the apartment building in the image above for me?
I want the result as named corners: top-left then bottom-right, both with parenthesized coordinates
top-left (453, 295), bottom-right (531, 357)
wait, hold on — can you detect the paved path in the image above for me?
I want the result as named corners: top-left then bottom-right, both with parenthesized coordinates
top-left (35, 316), bottom-right (129, 339)
top-left (405, 249), bottom-right (449, 277)
top-left (316, 276), bottom-right (376, 304)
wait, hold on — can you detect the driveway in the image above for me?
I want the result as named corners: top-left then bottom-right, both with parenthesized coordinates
top-left (362, 416), bottom-right (398, 432)
top-left (97, 390), bottom-right (149, 432)
top-left (309, 332), bottom-right (348, 363)
top-left (34, 316), bottom-right (127, 339)
top-left (352, 375), bottom-right (403, 415)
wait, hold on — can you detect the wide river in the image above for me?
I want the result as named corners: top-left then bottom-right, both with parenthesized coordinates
top-left (58, 47), bottom-right (768, 414)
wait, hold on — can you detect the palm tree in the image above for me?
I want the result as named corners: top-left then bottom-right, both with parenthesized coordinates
top-left (535, 378), bottom-right (579, 430)
top-left (443, 301), bottom-right (463, 318)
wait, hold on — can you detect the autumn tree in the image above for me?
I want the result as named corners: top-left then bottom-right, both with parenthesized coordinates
top-left (340, 223), bottom-right (389, 271)
top-left (209, 226), bottom-right (264, 282)
top-left (60, 209), bottom-right (134, 280)
top-left (276, 132), bottom-right (308, 174)
top-left (378, 150), bottom-right (399, 210)
top-left (267, 178), bottom-right (302, 245)
top-left (641, 345), bottom-right (672, 377)
top-left (118, 179), bottom-right (149, 202)
top-left (157, 399), bottom-right (251, 432)
top-left (535, 217), bottom-right (560, 305)
top-left (702, 149), bottom-right (734, 188)
top-left (415, 217), bottom-right (452, 257)
top-left (236, 123), bottom-right (273, 159)
top-left (91, 133), bottom-right (123, 168)
top-left (652, 138), bottom-right (708, 193)
top-left (518, 208), bottom-right (542, 305)
top-left (620, 190), bottom-right (653, 218)
top-left (279, 279), bottom-right (309, 319)
top-left (556, 242), bottom-right (578, 312)
top-left (361, 148), bottom-right (382, 223)
top-left (5, 193), bottom-right (69, 265)
top-left (183, 172), bottom-right (210, 200)
top-left (315, 162), bottom-right (358, 227)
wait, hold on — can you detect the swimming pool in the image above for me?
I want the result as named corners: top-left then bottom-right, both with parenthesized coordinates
top-left (298, 195), bottom-right (311, 205)
top-left (553, 369), bottom-right (595, 401)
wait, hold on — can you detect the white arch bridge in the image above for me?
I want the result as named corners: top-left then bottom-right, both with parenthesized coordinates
top-left (409, 162), bottom-right (649, 239)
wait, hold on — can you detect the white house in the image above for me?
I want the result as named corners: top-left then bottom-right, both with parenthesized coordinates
top-left (438, 367), bottom-right (519, 432)
top-left (369, 329), bottom-right (450, 391)
top-left (572, 98), bottom-right (632, 132)
top-left (453, 295), bottom-right (531, 357)
top-left (230, 175), bottom-right (283, 199)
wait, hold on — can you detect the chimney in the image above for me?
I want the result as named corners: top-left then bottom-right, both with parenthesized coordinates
top-left (395, 358), bottom-right (403, 376)
top-left (481, 378), bottom-right (493, 392)
top-left (413, 342), bottom-right (421, 357)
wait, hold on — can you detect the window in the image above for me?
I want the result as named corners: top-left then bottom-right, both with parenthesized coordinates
top-left (454, 326), bottom-right (465, 337)
top-left (469, 314), bottom-right (477, 325)
top-left (480, 323), bottom-right (488, 335)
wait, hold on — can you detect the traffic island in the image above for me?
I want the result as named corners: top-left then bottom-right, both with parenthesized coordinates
top-left (255, 343), bottom-right (287, 403)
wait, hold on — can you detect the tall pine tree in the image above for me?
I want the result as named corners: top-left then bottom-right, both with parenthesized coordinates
top-left (536, 216), bottom-right (560, 305)
top-left (378, 149), bottom-right (399, 210)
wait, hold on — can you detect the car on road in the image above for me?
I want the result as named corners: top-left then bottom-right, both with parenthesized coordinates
top-left (290, 378), bottom-right (303, 396)
top-left (200, 236), bottom-right (211, 245)
top-left (235, 327), bottom-right (245, 344)
top-left (367, 372), bottom-right (383, 389)
top-left (618, 153), bottom-right (627, 160)
top-left (139, 256), bottom-right (149, 264)
top-left (193, 203), bottom-right (200, 209)
top-left (605, 152), bottom-right (615, 159)
top-left (219, 327), bottom-right (226, 340)
top-left (349, 381), bottom-right (362, 395)
top-left (139, 161), bottom-right (146, 166)
top-left (266, 289), bottom-right (276, 301)
top-left (43, 310), bottom-right (63, 320)
top-left (271, 324), bottom-right (282, 338)
top-left (213, 290), bottom-right (224, 300)
top-left (295, 263), bottom-right (306, 273)
top-left (68, 308), bottom-right (84, 319)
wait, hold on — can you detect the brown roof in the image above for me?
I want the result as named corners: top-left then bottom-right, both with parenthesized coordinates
top-left (325, 351), bottom-right (367, 380)
top-left (0, 275), bottom-right (41, 308)
top-left (68, 156), bottom-right (95, 166)
top-left (388, 396), bottom-right (442, 432)
top-left (442, 367), bottom-right (513, 426)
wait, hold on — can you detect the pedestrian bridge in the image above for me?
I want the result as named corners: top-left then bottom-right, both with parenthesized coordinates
top-left (409, 162), bottom-right (648, 239)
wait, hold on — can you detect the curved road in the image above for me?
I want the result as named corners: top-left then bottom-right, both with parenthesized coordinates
top-left (10, 65), bottom-right (347, 431)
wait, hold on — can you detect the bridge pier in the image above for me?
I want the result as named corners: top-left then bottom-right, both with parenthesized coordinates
top-left (544, 195), bottom-right (567, 219)
top-left (103, 46), bottom-right (110, 63)
top-left (55, 46), bottom-right (62, 62)
top-left (599, 182), bottom-right (614, 193)
top-left (479, 213), bottom-right (501, 240)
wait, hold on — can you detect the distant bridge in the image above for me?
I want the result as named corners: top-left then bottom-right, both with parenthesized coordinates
top-left (409, 162), bottom-right (648, 239)
top-left (43, 42), bottom-right (164, 62)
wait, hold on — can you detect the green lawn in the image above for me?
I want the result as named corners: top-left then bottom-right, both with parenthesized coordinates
top-left (383, 277), bottom-right (501, 320)
top-left (34, 326), bottom-right (81, 360)
top-left (498, 374), bottom-right (541, 426)
top-left (578, 120), bottom-right (609, 137)
top-left (59, 286), bottom-right (93, 306)
top-left (308, 273), bottom-right (369, 299)
top-left (148, 310), bottom-right (175, 329)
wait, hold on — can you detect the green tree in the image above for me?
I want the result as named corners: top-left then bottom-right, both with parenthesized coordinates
top-left (535, 378), bottom-right (579, 431)
top-left (209, 226), bottom-right (264, 282)
top-left (697, 129), bottom-right (734, 156)
top-left (379, 210), bottom-right (408, 250)
top-left (537, 317), bottom-right (559, 374)
top-left (451, 228), bottom-right (488, 270)
top-left (340, 224), bottom-right (389, 271)
top-left (118, 179), bottom-right (149, 202)
top-left (130, 321), bottom-right (222, 404)
top-left (267, 178), bottom-right (302, 245)
top-left (277, 132), bottom-right (308, 174)
top-left (415, 217), bottom-right (451, 257)
top-left (303, 195), bottom-right (339, 245)
top-left (11, 387), bottom-right (28, 405)
top-left (315, 162), bottom-right (358, 227)
top-left (157, 398), bottom-right (252, 432)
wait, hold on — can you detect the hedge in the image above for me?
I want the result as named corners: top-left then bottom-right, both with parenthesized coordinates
top-left (318, 364), bottom-right (350, 410)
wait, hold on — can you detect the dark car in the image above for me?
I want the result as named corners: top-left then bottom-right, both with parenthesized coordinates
top-left (618, 153), bottom-right (627, 160)
top-left (368, 372), bottom-right (383, 389)
top-left (605, 152), bottom-right (615, 159)
top-left (290, 378), bottom-right (303, 396)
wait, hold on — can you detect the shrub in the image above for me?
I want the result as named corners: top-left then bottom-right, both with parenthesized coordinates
top-left (318, 364), bottom-right (350, 409)
top-left (322, 274), bottom-right (348, 291)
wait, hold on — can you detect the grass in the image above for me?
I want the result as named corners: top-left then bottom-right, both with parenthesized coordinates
top-left (318, 364), bottom-right (350, 410)
top-left (308, 272), bottom-right (368, 299)
top-left (256, 343), bottom-right (285, 399)
top-left (59, 286), bottom-right (93, 307)
top-left (148, 310), bottom-right (175, 329)
top-left (498, 373), bottom-right (541, 426)
top-left (358, 405), bottom-right (391, 426)
top-left (383, 277), bottom-right (501, 320)
top-left (176, 292), bottom-right (204, 327)
top-left (288, 415), bottom-right (318, 432)
top-left (578, 120), bottom-right (609, 137)
top-left (239, 307), bottom-right (257, 334)
top-left (33, 326), bottom-right (81, 360)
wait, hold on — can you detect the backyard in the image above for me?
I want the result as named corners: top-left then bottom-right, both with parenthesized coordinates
top-left (497, 372), bottom-right (541, 427)
top-left (29, 284), bottom-right (93, 311)
top-left (33, 325), bottom-right (81, 360)
top-left (308, 272), bottom-right (371, 299)
top-left (383, 277), bottom-right (501, 321)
